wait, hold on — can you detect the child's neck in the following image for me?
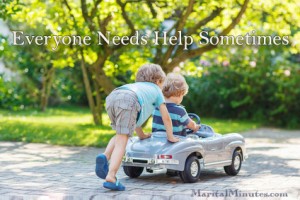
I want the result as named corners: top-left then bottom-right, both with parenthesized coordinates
top-left (165, 97), bottom-right (179, 104)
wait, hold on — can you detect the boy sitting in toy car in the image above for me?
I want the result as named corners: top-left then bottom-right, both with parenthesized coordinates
top-left (152, 73), bottom-right (200, 137)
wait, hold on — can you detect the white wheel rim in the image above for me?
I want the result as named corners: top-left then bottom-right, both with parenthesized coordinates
top-left (190, 161), bottom-right (199, 177)
top-left (234, 155), bottom-right (241, 170)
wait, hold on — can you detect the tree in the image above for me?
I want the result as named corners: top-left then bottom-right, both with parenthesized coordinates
top-left (49, 0), bottom-right (251, 125)
top-left (3, 44), bottom-right (56, 111)
top-left (0, 0), bottom-right (22, 20)
top-left (3, 0), bottom-right (300, 125)
top-left (2, 19), bottom-right (75, 111)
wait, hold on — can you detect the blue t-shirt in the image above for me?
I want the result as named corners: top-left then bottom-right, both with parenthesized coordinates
top-left (119, 82), bottom-right (165, 127)
top-left (152, 103), bottom-right (190, 136)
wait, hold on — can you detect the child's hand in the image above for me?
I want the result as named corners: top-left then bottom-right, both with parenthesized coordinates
top-left (136, 127), bottom-right (151, 140)
top-left (193, 125), bottom-right (201, 133)
top-left (139, 133), bottom-right (152, 140)
top-left (167, 136), bottom-right (180, 143)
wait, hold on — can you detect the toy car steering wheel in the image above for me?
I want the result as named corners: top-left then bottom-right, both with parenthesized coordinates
top-left (185, 113), bottom-right (201, 134)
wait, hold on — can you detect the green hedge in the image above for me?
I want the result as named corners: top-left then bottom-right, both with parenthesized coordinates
top-left (183, 51), bottom-right (300, 128)
top-left (0, 74), bottom-right (39, 110)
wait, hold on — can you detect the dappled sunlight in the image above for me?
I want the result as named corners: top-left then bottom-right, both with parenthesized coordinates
top-left (201, 118), bottom-right (260, 134)
top-left (0, 141), bottom-right (99, 193)
top-left (0, 0), bottom-right (299, 197)
top-left (0, 107), bottom-right (117, 147)
top-left (79, 132), bottom-right (114, 147)
top-left (2, 116), bottom-right (92, 124)
top-left (0, 107), bottom-right (260, 147)
top-left (0, 107), bottom-right (113, 126)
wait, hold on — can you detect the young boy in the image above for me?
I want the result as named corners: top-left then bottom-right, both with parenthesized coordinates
top-left (95, 64), bottom-right (179, 191)
top-left (152, 73), bottom-right (200, 136)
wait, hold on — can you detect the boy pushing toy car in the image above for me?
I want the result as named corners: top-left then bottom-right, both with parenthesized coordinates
top-left (95, 64), bottom-right (179, 191)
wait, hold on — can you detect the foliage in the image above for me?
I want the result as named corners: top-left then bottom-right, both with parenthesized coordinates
top-left (0, 106), bottom-right (260, 147)
top-left (53, 67), bottom-right (87, 105)
top-left (1, 35), bottom-right (79, 109)
top-left (183, 45), bottom-right (300, 128)
top-left (0, 74), bottom-right (39, 110)
top-left (0, 0), bottom-right (22, 20)
top-left (7, 0), bottom-right (300, 76)
top-left (1, 0), bottom-right (300, 127)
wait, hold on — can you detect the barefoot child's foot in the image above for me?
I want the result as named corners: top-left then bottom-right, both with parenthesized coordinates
top-left (95, 154), bottom-right (108, 179)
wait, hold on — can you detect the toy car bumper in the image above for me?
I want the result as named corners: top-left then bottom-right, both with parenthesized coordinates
top-left (122, 156), bottom-right (179, 166)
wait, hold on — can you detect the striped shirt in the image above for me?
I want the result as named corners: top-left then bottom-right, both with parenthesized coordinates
top-left (152, 103), bottom-right (190, 136)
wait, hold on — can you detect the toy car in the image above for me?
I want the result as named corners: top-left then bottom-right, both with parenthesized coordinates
top-left (122, 113), bottom-right (247, 183)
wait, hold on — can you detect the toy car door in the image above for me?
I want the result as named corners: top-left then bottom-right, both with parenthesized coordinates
top-left (201, 136), bottom-right (224, 165)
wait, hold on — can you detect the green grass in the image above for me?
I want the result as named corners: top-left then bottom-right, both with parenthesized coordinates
top-left (0, 106), bottom-right (261, 147)
top-left (201, 118), bottom-right (260, 134)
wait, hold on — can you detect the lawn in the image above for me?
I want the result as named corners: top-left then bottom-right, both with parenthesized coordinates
top-left (0, 106), bottom-right (261, 147)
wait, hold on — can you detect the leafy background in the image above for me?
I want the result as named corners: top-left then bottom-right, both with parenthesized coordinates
top-left (0, 0), bottom-right (300, 132)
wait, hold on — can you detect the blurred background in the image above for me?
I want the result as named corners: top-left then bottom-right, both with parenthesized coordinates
top-left (0, 0), bottom-right (299, 147)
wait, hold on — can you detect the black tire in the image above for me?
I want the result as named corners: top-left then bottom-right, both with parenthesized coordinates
top-left (179, 156), bottom-right (201, 183)
top-left (123, 166), bottom-right (144, 178)
top-left (224, 150), bottom-right (242, 176)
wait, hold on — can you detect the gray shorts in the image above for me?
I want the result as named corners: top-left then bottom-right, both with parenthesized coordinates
top-left (105, 89), bottom-right (141, 136)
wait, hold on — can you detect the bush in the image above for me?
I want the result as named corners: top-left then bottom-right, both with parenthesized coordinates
top-left (0, 74), bottom-right (39, 110)
top-left (183, 47), bottom-right (300, 128)
top-left (50, 67), bottom-right (87, 106)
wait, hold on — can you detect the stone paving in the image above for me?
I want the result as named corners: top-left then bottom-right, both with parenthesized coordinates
top-left (0, 128), bottom-right (300, 200)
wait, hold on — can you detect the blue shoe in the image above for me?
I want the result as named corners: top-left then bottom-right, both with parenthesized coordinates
top-left (95, 154), bottom-right (108, 179)
top-left (103, 179), bottom-right (125, 191)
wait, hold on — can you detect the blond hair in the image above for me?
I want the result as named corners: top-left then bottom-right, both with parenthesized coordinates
top-left (136, 63), bottom-right (166, 84)
top-left (163, 73), bottom-right (189, 98)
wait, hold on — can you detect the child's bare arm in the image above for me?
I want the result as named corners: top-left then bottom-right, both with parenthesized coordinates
top-left (135, 127), bottom-right (151, 140)
top-left (159, 103), bottom-right (179, 143)
top-left (186, 119), bottom-right (200, 133)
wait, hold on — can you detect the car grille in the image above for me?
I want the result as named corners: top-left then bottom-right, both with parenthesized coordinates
top-left (132, 159), bottom-right (148, 164)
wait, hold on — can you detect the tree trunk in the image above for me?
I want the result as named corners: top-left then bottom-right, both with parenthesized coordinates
top-left (40, 66), bottom-right (55, 112)
top-left (93, 78), bottom-right (103, 125)
top-left (80, 50), bottom-right (101, 125)
top-left (92, 56), bottom-right (116, 95)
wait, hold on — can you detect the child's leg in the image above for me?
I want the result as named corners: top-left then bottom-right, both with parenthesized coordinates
top-left (103, 135), bottom-right (116, 160)
top-left (105, 134), bottom-right (128, 182)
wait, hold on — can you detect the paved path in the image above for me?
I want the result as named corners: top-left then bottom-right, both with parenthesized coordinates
top-left (0, 128), bottom-right (300, 200)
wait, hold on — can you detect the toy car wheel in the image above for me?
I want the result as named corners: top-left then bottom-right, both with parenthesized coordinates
top-left (123, 166), bottom-right (144, 178)
top-left (224, 150), bottom-right (242, 176)
top-left (179, 156), bottom-right (200, 183)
